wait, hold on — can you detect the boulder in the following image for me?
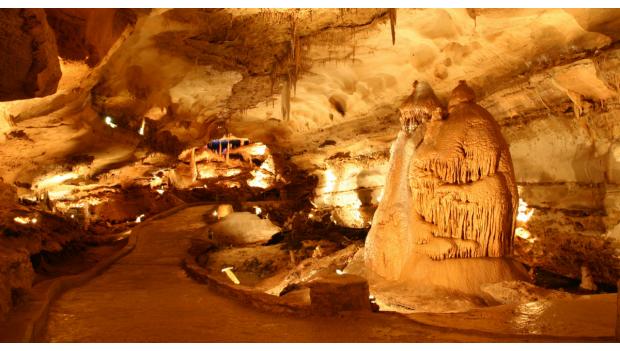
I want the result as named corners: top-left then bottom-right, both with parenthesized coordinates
top-left (306, 271), bottom-right (371, 314)
top-left (209, 212), bottom-right (280, 245)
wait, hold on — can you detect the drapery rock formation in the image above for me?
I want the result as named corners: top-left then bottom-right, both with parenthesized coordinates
top-left (365, 80), bottom-right (527, 296)
top-left (409, 80), bottom-right (518, 260)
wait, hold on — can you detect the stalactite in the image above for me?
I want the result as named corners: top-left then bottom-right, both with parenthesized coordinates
top-left (293, 36), bottom-right (301, 95)
top-left (281, 74), bottom-right (290, 121)
top-left (466, 8), bottom-right (478, 29)
top-left (269, 59), bottom-right (278, 96)
top-left (388, 8), bottom-right (397, 45)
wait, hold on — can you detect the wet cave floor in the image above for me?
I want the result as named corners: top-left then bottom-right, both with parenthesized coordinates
top-left (38, 205), bottom-right (616, 342)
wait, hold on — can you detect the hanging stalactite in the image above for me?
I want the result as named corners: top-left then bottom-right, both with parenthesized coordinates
top-left (288, 14), bottom-right (302, 96)
top-left (293, 36), bottom-right (301, 95)
top-left (389, 8), bottom-right (397, 45)
top-left (281, 74), bottom-right (291, 122)
top-left (269, 59), bottom-right (278, 96)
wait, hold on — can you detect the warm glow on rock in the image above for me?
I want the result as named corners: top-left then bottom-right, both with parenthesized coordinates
top-left (225, 168), bottom-right (242, 177)
top-left (246, 143), bottom-right (267, 156)
top-left (35, 172), bottom-right (79, 189)
top-left (517, 198), bottom-right (534, 223)
top-left (47, 189), bottom-right (72, 200)
top-left (13, 217), bottom-right (30, 224)
top-left (515, 227), bottom-right (531, 240)
top-left (198, 166), bottom-right (217, 179)
top-left (247, 155), bottom-right (276, 189)
top-left (322, 168), bottom-right (337, 195)
top-left (219, 180), bottom-right (241, 188)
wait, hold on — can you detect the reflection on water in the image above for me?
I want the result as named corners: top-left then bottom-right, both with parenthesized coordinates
top-left (511, 300), bottom-right (553, 334)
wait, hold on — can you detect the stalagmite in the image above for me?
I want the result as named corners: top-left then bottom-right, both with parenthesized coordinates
top-left (579, 265), bottom-right (597, 291)
top-left (168, 147), bottom-right (198, 189)
top-left (406, 80), bottom-right (518, 260)
top-left (364, 81), bottom-right (433, 280)
top-left (365, 80), bottom-right (527, 298)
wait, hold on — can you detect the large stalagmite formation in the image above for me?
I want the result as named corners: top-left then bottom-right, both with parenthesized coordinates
top-left (364, 129), bottom-right (419, 280)
top-left (364, 81), bottom-right (437, 280)
top-left (365, 80), bottom-right (527, 296)
top-left (409, 80), bottom-right (518, 260)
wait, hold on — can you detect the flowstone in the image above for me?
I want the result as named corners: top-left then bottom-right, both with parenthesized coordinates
top-left (365, 81), bottom-right (527, 301)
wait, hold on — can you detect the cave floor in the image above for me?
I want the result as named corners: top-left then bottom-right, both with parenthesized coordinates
top-left (39, 205), bottom-right (615, 342)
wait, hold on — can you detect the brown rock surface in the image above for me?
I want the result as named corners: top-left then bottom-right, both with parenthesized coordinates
top-left (306, 271), bottom-right (371, 314)
top-left (0, 9), bottom-right (61, 101)
top-left (45, 9), bottom-right (138, 66)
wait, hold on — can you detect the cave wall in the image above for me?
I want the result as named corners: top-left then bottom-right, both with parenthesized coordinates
top-left (484, 49), bottom-right (620, 284)
top-left (45, 9), bottom-right (138, 67)
top-left (0, 9), bottom-right (61, 102)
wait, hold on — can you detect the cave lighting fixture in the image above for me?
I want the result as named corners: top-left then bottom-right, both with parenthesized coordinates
top-left (221, 267), bottom-right (241, 285)
top-left (138, 118), bottom-right (146, 135)
top-left (104, 116), bottom-right (118, 129)
top-left (14, 216), bottom-right (37, 225)
top-left (135, 214), bottom-right (145, 223)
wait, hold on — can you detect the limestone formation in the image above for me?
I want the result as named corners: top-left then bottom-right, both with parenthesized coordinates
top-left (364, 81), bottom-right (436, 280)
top-left (365, 80), bottom-right (526, 296)
top-left (168, 147), bottom-right (198, 189)
top-left (408, 80), bottom-right (519, 260)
